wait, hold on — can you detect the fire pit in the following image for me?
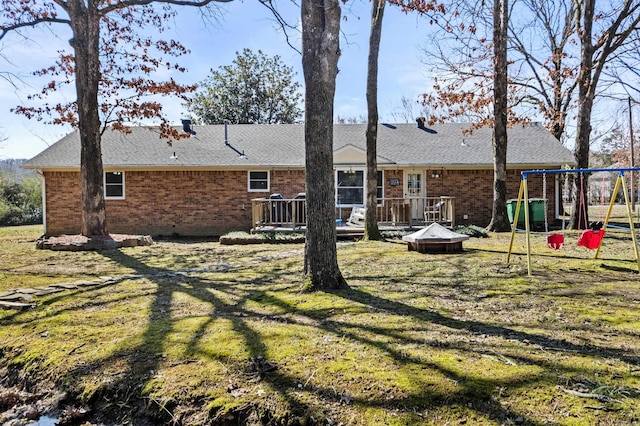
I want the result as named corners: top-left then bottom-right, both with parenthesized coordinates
top-left (402, 223), bottom-right (469, 253)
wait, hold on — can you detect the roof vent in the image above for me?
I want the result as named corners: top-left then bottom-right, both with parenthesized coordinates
top-left (416, 117), bottom-right (426, 129)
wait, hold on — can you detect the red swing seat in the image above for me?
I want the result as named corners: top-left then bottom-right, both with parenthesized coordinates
top-left (547, 233), bottom-right (564, 250)
top-left (577, 229), bottom-right (605, 250)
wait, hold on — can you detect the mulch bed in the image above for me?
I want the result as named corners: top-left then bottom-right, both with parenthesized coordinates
top-left (36, 234), bottom-right (153, 251)
top-left (219, 236), bottom-right (305, 245)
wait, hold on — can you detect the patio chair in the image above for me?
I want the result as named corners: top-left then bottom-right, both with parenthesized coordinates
top-left (424, 201), bottom-right (444, 223)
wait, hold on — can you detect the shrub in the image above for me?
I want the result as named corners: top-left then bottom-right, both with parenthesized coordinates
top-left (0, 175), bottom-right (43, 226)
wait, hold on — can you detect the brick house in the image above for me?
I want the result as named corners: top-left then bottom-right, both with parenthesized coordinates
top-left (23, 122), bottom-right (574, 236)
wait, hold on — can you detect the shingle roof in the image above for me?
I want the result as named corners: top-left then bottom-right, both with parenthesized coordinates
top-left (23, 122), bottom-right (575, 169)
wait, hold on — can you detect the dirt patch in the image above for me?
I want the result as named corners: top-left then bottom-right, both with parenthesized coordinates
top-left (0, 364), bottom-right (70, 425)
top-left (0, 364), bottom-right (297, 426)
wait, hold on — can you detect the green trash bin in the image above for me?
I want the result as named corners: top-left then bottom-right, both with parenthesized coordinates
top-left (506, 199), bottom-right (525, 226)
top-left (528, 198), bottom-right (548, 229)
top-left (507, 198), bottom-right (548, 228)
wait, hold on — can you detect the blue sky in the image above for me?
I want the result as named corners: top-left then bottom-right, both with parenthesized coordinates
top-left (0, 1), bottom-right (434, 159)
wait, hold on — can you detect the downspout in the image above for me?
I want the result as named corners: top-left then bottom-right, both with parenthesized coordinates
top-left (35, 169), bottom-right (47, 236)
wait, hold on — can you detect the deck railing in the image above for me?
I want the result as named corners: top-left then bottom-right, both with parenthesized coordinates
top-left (251, 196), bottom-right (455, 231)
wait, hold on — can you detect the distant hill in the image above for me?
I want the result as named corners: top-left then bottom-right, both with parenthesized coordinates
top-left (0, 159), bottom-right (35, 182)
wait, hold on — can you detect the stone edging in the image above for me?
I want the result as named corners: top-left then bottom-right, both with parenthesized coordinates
top-left (0, 264), bottom-right (232, 310)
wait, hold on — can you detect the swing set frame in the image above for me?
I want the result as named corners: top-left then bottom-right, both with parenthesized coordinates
top-left (507, 167), bottom-right (640, 276)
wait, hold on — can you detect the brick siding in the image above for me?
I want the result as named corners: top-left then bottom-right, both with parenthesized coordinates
top-left (43, 167), bottom-right (556, 236)
top-left (436, 169), bottom-right (552, 226)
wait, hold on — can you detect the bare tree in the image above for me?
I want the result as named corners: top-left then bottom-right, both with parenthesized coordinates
top-left (395, 0), bottom-right (512, 231)
top-left (335, 115), bottom-right (367, 124)
top-left (1, 0), bottom-right (231, 236)
top-left (301, 0), bottom-right (348, 290)
top-left (606, 35), bottom-right (640, 99)
top-left (509, 0), bottom-right (578, 141)
top-left (395, 0), bottom-right (579, 140)
top-left (364, 0), bottom-right (385, 241)
top-left (390, 0), bottom-right (640, 230)
top-left (571, 0), bottom-right (640, 228)
top-left (388, 95), bottom-right (433, 123)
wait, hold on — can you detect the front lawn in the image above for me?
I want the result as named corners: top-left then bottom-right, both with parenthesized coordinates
top-left (0, 225), bottom-right (639, 425)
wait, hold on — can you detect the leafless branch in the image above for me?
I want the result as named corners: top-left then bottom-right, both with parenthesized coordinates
top-left (99, 0), bottom-right (232, 15)
top-left (388, 0), bottom-right (456, 35)
top-left (0, 71), bottom-right (23, 89)
top-left (258, 0), bottom-right (301, 55)
top-left (0, 18), bottom-right (71, 41)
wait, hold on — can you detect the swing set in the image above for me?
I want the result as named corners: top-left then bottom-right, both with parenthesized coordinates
top-left (507, 167), bottom-right (640, 276)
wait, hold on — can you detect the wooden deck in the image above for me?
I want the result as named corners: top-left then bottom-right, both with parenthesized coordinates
top-left (251, 196), bottom-right (455, 236)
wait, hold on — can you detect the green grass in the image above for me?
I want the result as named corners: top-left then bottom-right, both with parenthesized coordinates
top-left (1, 225), bottom-right (639, 425)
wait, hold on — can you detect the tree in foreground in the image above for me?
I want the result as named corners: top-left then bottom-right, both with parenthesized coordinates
top-left (186, 48), bottom-right (303, 124)
top-left (393, 0), bottom-right (511, 231)
top-left (486, 0), bottom-right (510, 232)
top-left (1, 0), bottom-right (230, 236)
top-left (301, 0), bottom-right (348, 290)
top-left (363, 0), bottom-right (385, 241)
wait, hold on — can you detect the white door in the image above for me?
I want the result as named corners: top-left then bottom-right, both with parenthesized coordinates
top-left (405, 171), bottom-right (425, 221)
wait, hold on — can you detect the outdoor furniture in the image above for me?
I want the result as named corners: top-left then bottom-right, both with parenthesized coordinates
top-left (424, 201), bottom-right (444, 223)
top-left (347, 207), bottom-right (366, 225)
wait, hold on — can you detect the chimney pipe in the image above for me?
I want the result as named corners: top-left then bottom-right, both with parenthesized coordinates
top-left (224, 122), bottom-right (229, 146)
top-left (181, 119), bottom-right (196, 135)
top-left (416, 117), bottom-right (426, 129)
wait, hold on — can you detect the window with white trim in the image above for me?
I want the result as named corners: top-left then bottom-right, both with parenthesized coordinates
top-left (104, 171), bottom-right (125, 199)
top-left (248, 171), bottom-right (270, 192)
top-left (335, 169), bottom-right (384, 206)
top-left (336, 169), bottom-right (364, 206)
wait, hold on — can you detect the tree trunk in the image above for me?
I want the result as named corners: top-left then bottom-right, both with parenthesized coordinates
top-left (487, 0), bottom-right (511, 232)
top-left (364, 0), bottom-right (385, 241)
top-left (69, 1), bottom-right (107, 237)
top-left (570, 0), bottom-right (595, 229)
top-left (301, 0), bottom-right (348, 290)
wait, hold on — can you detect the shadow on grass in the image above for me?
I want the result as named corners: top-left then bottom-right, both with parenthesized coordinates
top-left (63, 248), bottom-right (321, 424)
top-left (3, 241), bottom-right (639, 424)
top-left (329, 287), bottom-right (640, 366)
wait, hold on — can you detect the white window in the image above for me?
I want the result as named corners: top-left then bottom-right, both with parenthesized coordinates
top-left (104, 171), bottom-right (125, 199)
top-left (335, 169), bottom-right (384, 206)
top-left (336, 169), bottom-right (364, 206)
top-left (248, 171), bottom-right (270, 192)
